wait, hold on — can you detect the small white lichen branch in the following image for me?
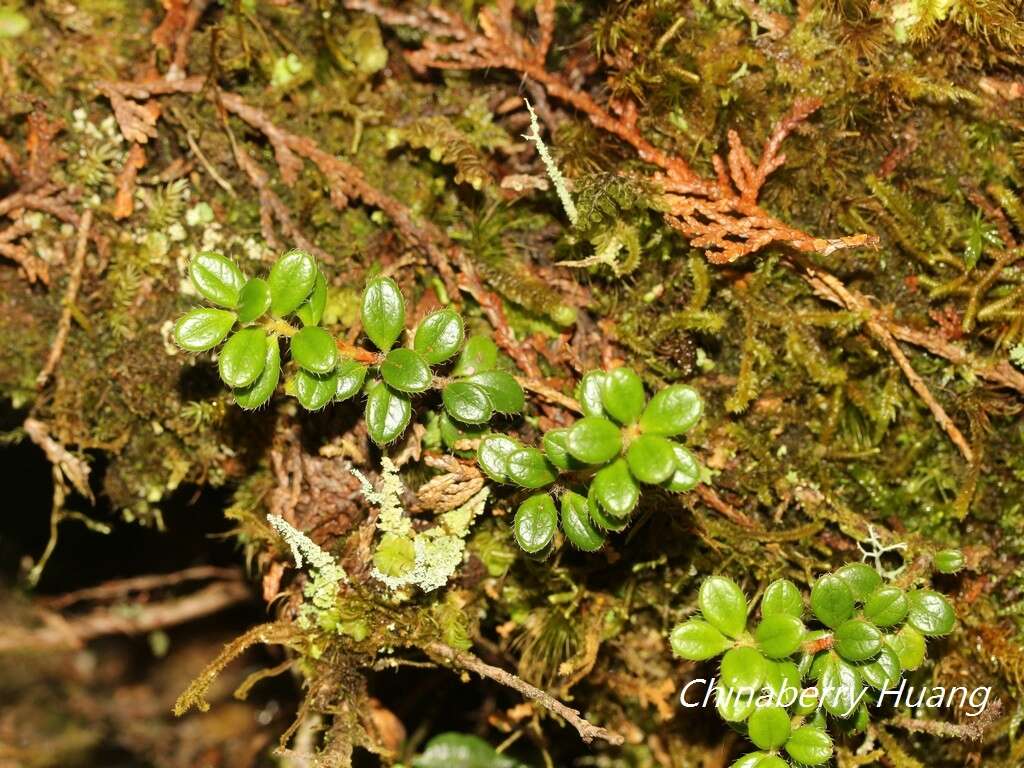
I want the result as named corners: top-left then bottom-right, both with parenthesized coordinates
top-left (523, 99), bottom-right (578, 227)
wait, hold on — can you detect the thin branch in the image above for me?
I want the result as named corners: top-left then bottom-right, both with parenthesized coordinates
top-left (425, 642), bottom-right (624, 746)
top-left (37, 208), bottom-right (92, 389)
top-left (42, 565), bottom-right (242, 609)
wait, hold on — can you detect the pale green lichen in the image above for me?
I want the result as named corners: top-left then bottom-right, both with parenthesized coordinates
top-left (267, 514), bottom-right (349, 629)
top-left (523, 100), bottom-right (578, 227)
top-left (354, 458), bottom-right (489, 593)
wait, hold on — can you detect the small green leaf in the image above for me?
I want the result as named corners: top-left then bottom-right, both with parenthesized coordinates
top-left (810, 573), bottom-right (855, 628)
top-left (380, 348), bottom-right (432, 393)
top-left (785, 726), bottom-right (832, 766)
top-left (755, 614), bottom-right (805, 659)
top-left (443, 381), bottom-right (493, 424)
top-left (237, 277), bottom-right (272, 324)
top-left (291, 326), bottom-right (338, 374)
top-left (762, 579), bottom-right (803, 618)
top-left (295, 270), bottom-right (328, 327)
top-left (859, 645), bottom-right (902, 690)
top-left (887, 625), bottom-right (926, 670)
top-left (464, 371), bottom-right (524, 413)
top-left (269, 249), bottom-right (317, 317)
top-left (373, 533), bottom-right (416, 578)
top-left (669, 619), bottom-right (731, 660)
top-left (591, 458), bottom-right (639, 518)
top-left (513, 494), bottom-right (557, 553)
top-left (586, 486), bottom-right (629, 531)
top-left (566, 417), bottom-right (622, 464)
top-left (414, 732), bottom-right (524, 768)
top-left (365, 382), bottom-right (412, 444)
top-left (763, 659), bottom-right (801, 697)
top-left (625, 433), bottom-right (677, 484)
top-left (720, 646), bottom-right (766, 691)
top-left (905, 589), bottom-right (956, 636)
top-left (293, 368), bottom-right (339, 410)
top-left (577, 371), bottom-right (607, 417)
top-left (477, 435), bottom-right (521, 483)
top-left (541, 428), bottom-right (576, 470)
top-left (716, 687), bottom-right (757, 722)
top-left (934, 549), bottom-right (965, 574)
top-left (361, 275), bottom-right (406, 351)
top-left (234, 340), bottom-right (281, 409)
top-left (834, 562), bottom-right (882, 602)
top-left (505, 447), bottom-right (557, 488)
top-left (173, 307), bottom-right (236, 351)
top-left (729, 755), bottom-right (772, 768)
top-left (218, 328), bottom-right (268, 388)
top-left (747, 706), bottom-right (791, 750)
top-left (863, 586), bottom-right (908, 627)
top-left (189, 251), bottom-right (245, 308)
top-left (334, 359), bottom-right (368, 401)
top-left (600, 366), bottom-right (645, 424)
top-left (560, 491), bottom-right (605, 552)
top-left (414, 308), bottom-right (464, 364)
top-left (834, 619), bottom-right (883, 662)
top-left (818, 654), bottom-right (860, 717)
top-left (699, 575), bottom-right (748, 638)
top-left (452, 335), bottom-right (498, 376)
top-left (665, 443), bottom-right (701, 492)
top-left (640, 384), bottom-right (703, 436)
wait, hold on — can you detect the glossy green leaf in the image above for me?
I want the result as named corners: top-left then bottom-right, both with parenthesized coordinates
top-left (189, 251), bottom-right (244, 308)
top-left (414, 308), bottom-right (464, 364)
top-left (762, 579), bottom-right (803, 618)
top-left (748, 706), bottom-right (791, 750)
top-left (728, 753), bottom-right (767, 768)
top-left (505, 447), bottom-right (557, 489)
top-left (785, 726), bottom-right (832, 766)
top-left (451, 335), bottom-right (497, 376)
top-left (476, 435), bottom-right (521, 483)
top-left (763, 659), bottom-right (801, 697)
top-left (699, 575), bottom-right (748, 638)
top-left (810, 573), bottom-right (855, 628)
top-left (665, 443), bottom-right (701, 492)
top-left (295, 270), bottom-right (328, 327)
top-left (541, 428), bottom-right (576, 470)
top-left (218, 328), bottom-right (267, 388)
top-left (365, 382), bottom-right (412, 444)
top-left (173, 307), bottom-right (236, 351)
top-left (640, 384), bottom-right (703, 436)
top-left (669, 619), bottom-right (731, 660)
top-left (934, 549), bottom-right (965, 574)
top-left (443, 381), bottom-right (493, 424)
top-left (859, 645), bottom-right (902, 690)
top-left (887, 625), bottom-right (926, 670)
top-left (560, 491), bottom-right (605, 552)
top-left (716, 687), bottom-right (757, 722)
top-left (293, 368), bottom-right (338, 410)
top-left (720, 646), bottom-right (766, 691)
top-left (600, 366), bottom-right (645, 424)
top-left (834, 562), bottom-right (882, 602)
top-left (380, 348), bottom-right (432, 393)
top-left (755, 614), bottom-right (805, 659)
top-left (237, 277), bottom-right (271, 324)
top-left (591, 458), bottom-right (639, 518)
top-left (291, 326), bottom-right (338, 374)
top-left (513, 494), bottom-right (557, 553)
top-left (464, 371), bottom-right (524, 413)
top-left (586, 487), bottom-right (629, 531)
top-left (234, 340), bottom-right (281, 409)
top-left (577, 371), bottom-right (607, 417)
top-left (863, 586), bottom-right (908, 627)
top-left (361, 275), bottom-right (406, 351)
top-left (905, 589), bottom-right (956, 636)
top-left (413, 732), bottom-right (524, 768)
top-left (566, 417), bottom-right (622, 464)
top-left (834, 619), bottom-right (883, 662)
top-left (625, 434), bottom-right (677, 484)
top-left (334, 358), bottom-right (368, 401)
top-left (818, 654), bottom-right (860, 717)
top-left (268, 249), bottom-right (317, 317)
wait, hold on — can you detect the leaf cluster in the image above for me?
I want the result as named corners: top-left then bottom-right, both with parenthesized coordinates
top-left (670, 561), bottom-right (960, 767)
